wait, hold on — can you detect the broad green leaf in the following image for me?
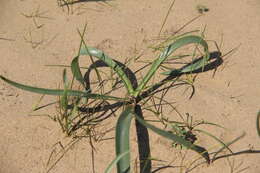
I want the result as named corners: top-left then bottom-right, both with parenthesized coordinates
top-left (0, 76), bottom-right (125, 101)
top-left (105, 151), bottom-right (130, 173)
top-left (71, 56), bottom-right (85, 87)
top-left (79, 46), bottom-right (134, 95)
top-left (116, 106), bottom-right (134, 173)
top-left (135, 115), bottom-right (210, 163)
top-left (134, 35), bottom-right (209, 97)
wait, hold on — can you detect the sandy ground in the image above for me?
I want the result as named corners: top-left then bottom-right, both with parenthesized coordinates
top-left (0, 0), bottom-right (260, 173)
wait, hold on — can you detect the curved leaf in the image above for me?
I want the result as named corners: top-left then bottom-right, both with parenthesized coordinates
top-left (116, 105), bottom-right (134, 173)
top-left (135, 115), bottom-right (210, 164)
top-left (80, 46), bottom-right (134, 95)
top-left (134, 35), bottom-right (209, 97)
top-left (71, 56), bottom-right (85, 88)
top-left (0, 76), bottom-right (125, 101)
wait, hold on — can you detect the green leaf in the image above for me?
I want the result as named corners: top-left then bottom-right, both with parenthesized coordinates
top-left (135, 115), bottom-right (210, 164)
top-left (134, 35), bottom-right (209, 97)
top-left (79, 46), bottom-right (134, 95)
top-left (71, 56), bottom-right (85, 88)
top-left (115, 106), bottom-right (134, 173)
top-left (105, 151), bottom-right (130, 173)
top-left (61, 69), bottom-right (69, 110)
top-left (0, 75), bottom-right (125, 101)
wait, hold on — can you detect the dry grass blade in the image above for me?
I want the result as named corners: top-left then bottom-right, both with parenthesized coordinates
top-left (212, 132), bottom-right (246, 161)
top-left (158, 0), bottom-right (176, 36)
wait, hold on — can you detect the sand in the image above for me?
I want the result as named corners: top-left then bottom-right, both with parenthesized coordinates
top-left (0, 0), bottom-right (260, 173)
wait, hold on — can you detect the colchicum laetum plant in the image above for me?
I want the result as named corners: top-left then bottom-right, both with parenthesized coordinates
top-left (1, 24), bottom-right (244, 173)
